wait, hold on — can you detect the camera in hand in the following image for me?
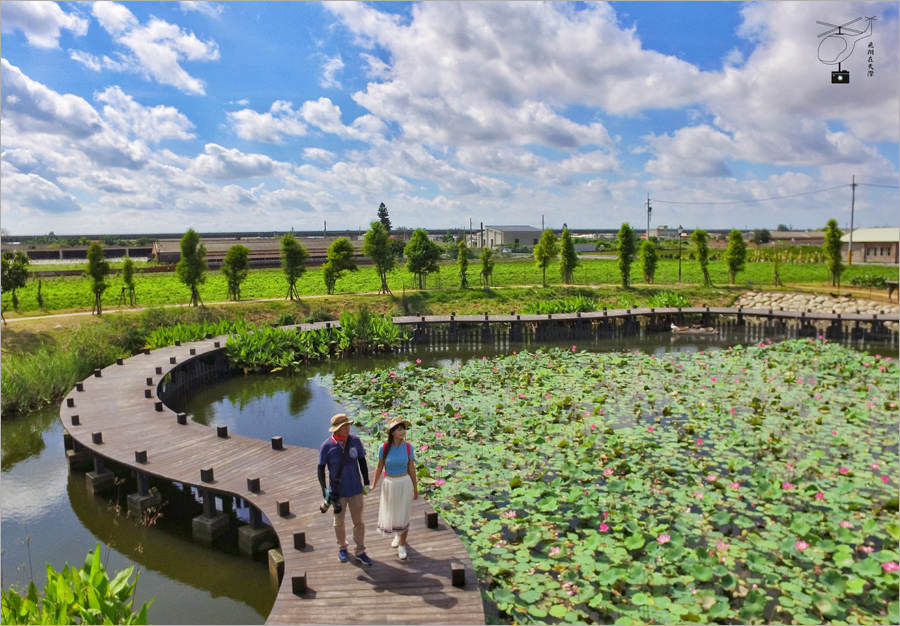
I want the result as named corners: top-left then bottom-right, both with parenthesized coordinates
top-left (319, 489), bottom-right (342, 514)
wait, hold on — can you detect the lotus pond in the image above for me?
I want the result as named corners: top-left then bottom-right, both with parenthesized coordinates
top-left (331, 338), bottom-right (899, 625)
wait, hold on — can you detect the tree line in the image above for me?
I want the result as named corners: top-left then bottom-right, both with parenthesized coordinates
top-left (1, 210), bottom-right (848, 321)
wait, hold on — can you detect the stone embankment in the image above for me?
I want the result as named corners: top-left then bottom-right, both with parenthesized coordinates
top-left (733, 291), bottom-right (899, 331)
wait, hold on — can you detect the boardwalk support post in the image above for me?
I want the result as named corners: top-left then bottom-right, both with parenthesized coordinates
top-left (239, 509), bottom-right (276, 557)
top-left (451, 563), bottom-right (466, 587)
top-left (193, 487), bottom-right (229, 546)
top-left (85, 454), bottom-right (114, 494)
top-left (127, 470), bottom-right (161, 517)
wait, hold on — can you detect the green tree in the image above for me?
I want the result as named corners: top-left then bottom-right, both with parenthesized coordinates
top-left (777, 223), bottom-right (790, 232)
top-left (690, 229), bottom-right (712, 286)
top-left (1, 543), bottom-right (152, 625)
top-left (121, 257), bottom-right (136, 306)
top-left (752, 228), bottom-right (771, 245)
top-left (724, 229), bottom-right (747, 284)
top-left (280, 233), bottom-right (309, 300)
top-left (404, 229), bottom-right (442, 289)
top-left (85, 242), bottom-right (110, 315)
top-left (322, 237), bottom-right (358, 295)
top-left (1, 250), bottom-right (29, 311)
top-left (36, 279), bottom-right (44, 309)
top-left (175, 229), bottom-right (207, 306)
top-left (480, 247), bottom-right (495, 287)
top-left (377, 202), bottom-right (391, 232)
top-left (363, 220), bottom-right (395, 294)
top-left (616, 223), bottom-right (637, 287)
top-left (533, 229), bottom-right (559, 287)
top-left (559, 227), bottom-right (579, 284)
top-left (222, 244), bottom-right (250, 301)
top-left (823, 218), bottom-right (844, 287)
top-left (457, 239), bottom-right (469, 288)
top-left (641, 238), bottom-right (659, 284)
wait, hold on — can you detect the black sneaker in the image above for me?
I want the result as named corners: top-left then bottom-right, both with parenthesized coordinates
top-left (354, 552), bottom-right (373, 565)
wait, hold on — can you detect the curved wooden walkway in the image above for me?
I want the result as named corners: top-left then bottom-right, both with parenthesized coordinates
top-left (59, 337), bottom-right (485, 625)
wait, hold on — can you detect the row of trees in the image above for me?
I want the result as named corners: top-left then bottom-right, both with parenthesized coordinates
top-left (0, 214), bottom-right (849, 318)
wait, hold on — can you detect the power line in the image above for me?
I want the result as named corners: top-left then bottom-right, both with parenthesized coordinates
top-left (654, 184), bottom-right (849, 205)
top-left (857, 182), bottom-right (900, 189)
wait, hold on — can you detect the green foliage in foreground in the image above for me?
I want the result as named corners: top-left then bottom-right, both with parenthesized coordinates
top-left (143, 318), bottom-right (252, 350)
top-left (1, 543), bottom-right (152, 625)
top-left (333, 340), bottom-right (899, 625)
top-left (522, 291), bottom-right (690, 314)
top-left (225, 314), bottom-right (407, 373)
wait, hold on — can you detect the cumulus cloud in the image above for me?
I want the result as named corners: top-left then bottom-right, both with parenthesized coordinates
top-left (1, 170), bottom-right (82, 214)
top-left (189, 143), bottom-right (283, 179)
top-left (645, 125), bottom-right (736, 178)
top-left (88, 2), bottom-right (219, 94)
top-left (227, 101), bottom-right (307, 143)
top-left (0, 1), bottom-right (88, 49)
top-left (96, 86), bottom-right (195, 143)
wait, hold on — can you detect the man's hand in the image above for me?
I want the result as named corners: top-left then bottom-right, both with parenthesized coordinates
top-left (322, 488), bottom-right (330, 500)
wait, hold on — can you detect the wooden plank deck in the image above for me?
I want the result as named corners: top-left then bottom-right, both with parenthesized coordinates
top-left (60, 339), bottom-right (485, 625)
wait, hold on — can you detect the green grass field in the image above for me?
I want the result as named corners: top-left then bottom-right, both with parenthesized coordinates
top-left (2, 258), bottom-right (896, 315)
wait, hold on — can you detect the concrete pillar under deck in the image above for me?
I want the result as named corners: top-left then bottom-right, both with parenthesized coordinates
top-left (66, 449), bottom-right (93, 472)
top-left (192, 512), bottom-right (229, 546)
top-left (238, 524), bottom-right (276, 557)
top-left (127, 492), bottom-right (162, 517)
top-left (86, 470), bottom-right (115, 494)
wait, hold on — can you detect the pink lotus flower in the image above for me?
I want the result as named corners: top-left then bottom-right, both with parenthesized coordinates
top-left (881, 476), bottom-right (889, 483)
top-left (603, 468), bottom-right (614, 477)
top-left (416, 359), bottom-right (421, 364)
top-left (707, 473), bottom-right (717, 482)
top-left (421, 401), bottom-right (427, 406)
top-left (832, 430), bottom-right (837, 435)
top-left (420, 444), bottom-right (429, 451)
top-left (492, 368), bottom-right (497, 372)
top-left (572, 345), bottom-right (577, 352)
top-left (482, 356), bottom-right (487, 360)
top-left (815, 492), bottom-right (825, 500)
top-left (454, 413), bottom-right (460, 418)
top-left (599, 523), bottom-right (609, 532)
top-left (382, 411), bottom-right (389, 417)
top-left (840, 521), bottom-right (852, 528)
top-left (782, 482), bottom-right (795, 490)
top-left (693, 492), bottom-right (704, 499)
top-left (503, 510), bottom-right (517, 519)
top-left (647, 426), bottom-right (655, 432)
top-left (519, 394), bottom-right (526, 399)
top-left (711, 377), bottom-right (717, 382)
top-left (449, 381), bottom-right (454, 385)
top-left (716, 541), bottom-right (729, 551)
top-left (549, 546), bottom-right (561, 556)
top-left (434, 478), bottom-right (445, 486)
top-left (697, 438), bottom-right (703, 445)
top-left (795, 540), bottom-right (809, 551)
top-left (882, 562), bottom-right (899, 573)
top-left (871, 463), bottom-right (880, 470)
top-left (657, 533), bottom-right (671, 545)
top-left (730, 408), bottom-right (735, 414)
top-left (602, 511), bottom-right (609, 518)
top-left (729, 482), bottom-right (741, 489)
top-left (435, 432), bottom-right (443, 438)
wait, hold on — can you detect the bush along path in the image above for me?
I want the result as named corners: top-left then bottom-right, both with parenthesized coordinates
top-left (331, 339), bottom-right (899, 625)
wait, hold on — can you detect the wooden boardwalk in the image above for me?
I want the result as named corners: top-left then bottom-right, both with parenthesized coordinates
top-left (60, 338), bottom-right (485, 625)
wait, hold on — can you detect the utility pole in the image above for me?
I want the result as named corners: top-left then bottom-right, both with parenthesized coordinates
top-left (848, 175), bottom-right (857, 265)
top-left (542, 214), bottom-right (545, 231)
top-left (646, 194), bottom-right (652, 240)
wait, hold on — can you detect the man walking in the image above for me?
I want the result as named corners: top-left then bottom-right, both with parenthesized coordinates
top-left (318, 414), bottom-right (372, 565)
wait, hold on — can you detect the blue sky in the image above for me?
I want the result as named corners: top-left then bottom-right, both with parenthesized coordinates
top-left (1, 1), bottom-right (897, 235)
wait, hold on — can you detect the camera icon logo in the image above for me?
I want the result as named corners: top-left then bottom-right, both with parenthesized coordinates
top-left (831, 70), bottom-right (850, 84)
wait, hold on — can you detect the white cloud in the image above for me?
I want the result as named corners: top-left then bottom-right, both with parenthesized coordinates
top-left (189, 143), bottom-right (283, 179)
top-left (179, 2), bottom-right (224, 19)
top-left (645, 125), bottom-right (736, 178)
top-left (1, 170), bottom-right (81, 214)
top-left (0, 1), bottom-right (88, 49)
top-left (320, 54), bottom-right (344, 89)
top-left (96, 86), bottom-right (195, 143)
top-left (303, 148), bottom-right (336, 164)
top-left (227, 101), bottom-right (307, 143)
top-left (89, 2), bottom-right (219, 94)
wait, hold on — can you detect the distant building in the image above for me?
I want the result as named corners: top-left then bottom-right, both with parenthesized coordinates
top-left (649, 225), bottom-right (680, 240)
top-left (470, 225), bottom-right (543, 249)
top-left (841, 227), bottom-right (899, 264)
top-left (768, 230), bottom-right (828, 246)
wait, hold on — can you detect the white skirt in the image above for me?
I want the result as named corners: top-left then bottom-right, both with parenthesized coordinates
top-left (377, 474), bottom-right (413, 535)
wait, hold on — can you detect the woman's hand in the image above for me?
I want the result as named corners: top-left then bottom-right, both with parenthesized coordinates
top-left (413, 488), bottom-right (419, 500)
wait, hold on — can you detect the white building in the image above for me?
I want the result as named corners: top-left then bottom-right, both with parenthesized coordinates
top-left (841, 227), bottom-right (899, 264)
top-left (469, 225), bottom-right (543, 249)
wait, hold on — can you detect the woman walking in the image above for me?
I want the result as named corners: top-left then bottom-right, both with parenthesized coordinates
top-left (371, 416), bottom-right (419, 560)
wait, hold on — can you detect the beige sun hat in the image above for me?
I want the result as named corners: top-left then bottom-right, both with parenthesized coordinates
top-left (328, 413), bottom-right (355, 432)
top-left (386, 416), bottom-right (411, 431)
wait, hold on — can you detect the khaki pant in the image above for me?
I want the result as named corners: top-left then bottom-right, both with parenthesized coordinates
top-left (333, 493), bottom-right (365, 554)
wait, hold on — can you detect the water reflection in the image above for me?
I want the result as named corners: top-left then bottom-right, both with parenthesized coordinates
top-left (0, 406), bottom-right (58, 472)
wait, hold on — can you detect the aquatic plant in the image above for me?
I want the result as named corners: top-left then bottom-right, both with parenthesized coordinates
top-left (333, 339), bottom-right (899, 625)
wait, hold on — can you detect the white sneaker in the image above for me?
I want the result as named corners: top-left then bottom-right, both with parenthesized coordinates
top-left (398, 544), bottom-right (408, 560)
top-left (391, 533), bottom-right (400, 548)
